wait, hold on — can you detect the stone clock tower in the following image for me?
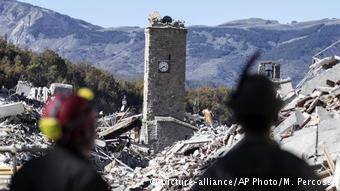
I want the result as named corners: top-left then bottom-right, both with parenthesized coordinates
top-left (141, 13), bottom-right (196, 152)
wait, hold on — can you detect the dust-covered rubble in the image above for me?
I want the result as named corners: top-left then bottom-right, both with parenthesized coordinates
top-left (274, 54), bottom-right (340, 191)
top-left (2, 53), bottom-right (340, 191)
top-left (104, 125), bottom-right (243, 191)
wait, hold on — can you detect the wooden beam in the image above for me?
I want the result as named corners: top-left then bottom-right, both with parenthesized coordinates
top-left (318, 168), bottom-right (333, 179)
top-left (98, 114), bottom-right (142, 138)
top-left (323, 144), bottom-right (335, 173)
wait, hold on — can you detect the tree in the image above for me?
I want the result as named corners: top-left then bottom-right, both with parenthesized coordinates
top-left (186, 87), bottom-right (233, 124)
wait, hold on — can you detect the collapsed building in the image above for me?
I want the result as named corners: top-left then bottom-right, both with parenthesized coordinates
top-left (1, 13), bottom-right (340, 191)
top-left (273, 41), bottom-right (340, 191)
top-left (15, 81), bottom-right (73, 103)
top-left (0, 90), bottom-right (49, 188)
top-left (99, 40), bottom-right (340, 191)
top-left (258, 61), bottom-right (294, 99)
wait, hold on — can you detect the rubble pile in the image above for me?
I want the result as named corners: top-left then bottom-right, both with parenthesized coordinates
top-left (0, 95), bottom-right (50, 189)
top-left (103, 125), bottom-right (243, 190)
top-left (0, 90), bottom-right (150, 189)
top-left (13, 81), bottom-right (73, 103)
top-left (272, 55), bottom-right (340, 190)
top-left (1, 54), bottom-right (340, 191)
top-left (0, 107), bottom-right (45, 146)
top-left (99, 55), bottom-right (340, 191)
top-left (92, 112), bottom-right (149, 173)
top-left (90, 136), bottom-right (150, 174)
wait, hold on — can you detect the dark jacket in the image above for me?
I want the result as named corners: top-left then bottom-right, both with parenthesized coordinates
top-left (10, 146), bottom-right (109, 191)
top-left (193, 135), bottom-right (324, 191)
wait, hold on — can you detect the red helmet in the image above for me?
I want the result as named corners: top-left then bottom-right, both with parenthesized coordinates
top-left (40, 89), bottom-right (96, 142)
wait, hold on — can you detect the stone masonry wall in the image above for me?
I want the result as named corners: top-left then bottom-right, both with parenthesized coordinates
top-left (142, 27), bottom-right (188, 122)
top-left (149, 120), bottom-right (195, 152)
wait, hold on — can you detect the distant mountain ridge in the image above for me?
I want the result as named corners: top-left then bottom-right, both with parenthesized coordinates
top-left (1, 0), bottom-right (340, 87)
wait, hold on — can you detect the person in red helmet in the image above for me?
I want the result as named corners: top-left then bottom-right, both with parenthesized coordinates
top-left (10, 89), bottom-right (109, 191)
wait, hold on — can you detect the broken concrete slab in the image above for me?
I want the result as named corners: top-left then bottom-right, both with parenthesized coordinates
top-left (310, 56), bottom-right (340, 70)
top-left (15, 81), bottom-right (32, 97)
top-left (49, 83), bottom-right (73, 95)
top-left (280, 116), bottom-right (340, 165)
top-left (280, 126), bottom-right (317, 160)
top-left (316, 106), bottom-right (332, 121)
top-left (0, 102), bottom-right (25, 119)
top-left (317, 117), bottom-right (340, 158)
top-left (277, 78), bottom-right (294, 98)
top-left (273, 111), bottom-right (310, 138)
top-left (281, 94), bottom-right (306, 111)
top-left (299, 63), bottom-right (340, 95)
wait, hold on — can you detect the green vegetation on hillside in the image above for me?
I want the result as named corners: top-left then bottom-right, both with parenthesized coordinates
top-left (0, 38), bottom-right (143, 113)
top-left (186, 87), bottom-right (233, 124)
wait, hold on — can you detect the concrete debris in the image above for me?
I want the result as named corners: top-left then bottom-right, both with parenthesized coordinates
top-left (298, 57), bottom-right (340, 95)
top-left (274, 52), bottom-right (340, 189)
top-left (0, 102), bottom-right (25, 119)
top-left (103, 125), bottom-right (242, 190)
top-left (28, 87), bottom-right (50, 103)
top-left (316, 106), bottom-right (332, 121)
top-left (273, 111), bottom-right (310, 140)
top-left (0, 96), bottom-right (50, 189)
top-left (3, 70), bottom-right (340, 191)
top-left (276, 78), bottom-right (294, 99)
top-left (0, 89), bottom-right (144, 190)
top-left (310, 56), bottom-right (340, 70)
top-left (1, 54), bottom-right (340, 190)
top-left (15, 81), bottom-right (32, 97)
top-left (10, 81), bottom-right (73, 103)
top-left (49, 83), bottom-right (73, 96)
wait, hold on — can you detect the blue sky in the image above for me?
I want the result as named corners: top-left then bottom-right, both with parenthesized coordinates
top-left (20, 0), bottom-right (340, 27)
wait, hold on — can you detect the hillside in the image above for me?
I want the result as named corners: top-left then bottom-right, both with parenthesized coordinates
top-left (1, 0), bottom-right (340, 86)
top-left (0, 38), bottom-right (143, 113)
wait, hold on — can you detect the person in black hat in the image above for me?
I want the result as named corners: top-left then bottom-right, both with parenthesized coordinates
top-left (193, 52), bottom-right (323, 191)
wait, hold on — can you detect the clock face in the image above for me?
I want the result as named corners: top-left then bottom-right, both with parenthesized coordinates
top-left (158, 61), bottom-right (169, 73)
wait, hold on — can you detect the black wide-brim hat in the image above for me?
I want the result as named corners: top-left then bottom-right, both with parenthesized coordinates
top-left (228, 51), bottom-right (283, 123)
